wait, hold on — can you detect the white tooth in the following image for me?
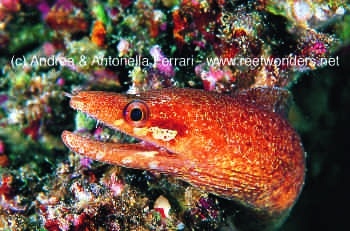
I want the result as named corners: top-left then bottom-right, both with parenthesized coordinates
top-left (148, 161), bottom-right (159, 169)
top-left (121, 157), bottom-right (133, 164)
top-left (96, 150), bottom-right (106, 160)
top-left (135, 151), bottom-right (158, 158)
top-left (63, 92), bottom-right (72, 98)
top-left (96, 120), bottom-right (102, 128)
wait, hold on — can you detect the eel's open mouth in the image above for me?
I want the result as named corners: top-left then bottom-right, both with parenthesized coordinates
top-left (61, 124), bottom-right (176, 170)
top-left (63, 128), bottom-right (171, 155)
top-left (61, 90), bottom-right (182, 170)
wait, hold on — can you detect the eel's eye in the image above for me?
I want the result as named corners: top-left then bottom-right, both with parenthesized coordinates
top-left (123, 100), bottom-right (149, 127)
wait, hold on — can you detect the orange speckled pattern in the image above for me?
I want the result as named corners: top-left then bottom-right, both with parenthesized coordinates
top-left (62, 88), bottom-right (305, 215)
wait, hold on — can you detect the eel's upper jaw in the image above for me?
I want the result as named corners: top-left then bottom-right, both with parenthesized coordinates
top-left (62, 91), bottom-right (183, 170)
top-left (61, 130), bottom-right (177, 170)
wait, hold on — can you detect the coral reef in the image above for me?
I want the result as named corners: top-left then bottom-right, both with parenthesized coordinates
top-left (0, 0), bottom-right (349, 230)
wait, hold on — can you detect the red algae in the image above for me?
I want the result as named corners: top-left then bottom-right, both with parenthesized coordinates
top-left (45, 7), bottom-right (88, 33)
top-left (22, 119), bottom-right (41, 140)
top-left (91, 20), bottom-right (106, 47)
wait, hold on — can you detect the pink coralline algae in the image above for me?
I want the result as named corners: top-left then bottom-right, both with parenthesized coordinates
top-left (0, 0), bottom-right (20, 12)
top-left (0, 140), bottom-right (8, 167)
top-left (117, 39), bottom-right (131, 57)
top-left (0, 0), bottom-right (20, 21)
top-left (196, 65), bottom-right (235, 91)
top-left (0, 140), bottom-right (4, 154)
top-left (38, 163), bottom-right (150, 231)
top-left (150, 45), bottom-right (175, 78)
top-left (301, 41), bottom-right (327, 56)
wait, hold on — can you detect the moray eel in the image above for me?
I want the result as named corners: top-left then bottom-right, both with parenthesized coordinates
top-left (61, 88), bottom-right (305, 229)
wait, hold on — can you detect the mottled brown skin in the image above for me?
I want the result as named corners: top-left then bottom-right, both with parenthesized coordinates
top-left (62, 88), bottom-right (305, 218)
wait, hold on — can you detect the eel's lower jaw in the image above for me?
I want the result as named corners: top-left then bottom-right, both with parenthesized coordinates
top-left (61, 130), bottom-right (174, 169)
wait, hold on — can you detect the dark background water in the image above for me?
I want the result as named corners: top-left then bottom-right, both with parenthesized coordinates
top-left (285, 45), bottom-right (350, 231)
